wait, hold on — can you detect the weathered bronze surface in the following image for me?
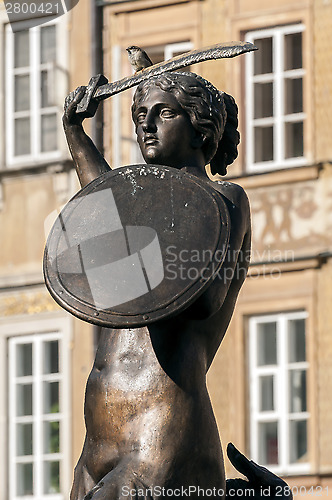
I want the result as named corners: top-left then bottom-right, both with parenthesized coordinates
top-left (46, 65), bottom-right (279, 500)
top-left (44, 165), bottom-right (230, 327)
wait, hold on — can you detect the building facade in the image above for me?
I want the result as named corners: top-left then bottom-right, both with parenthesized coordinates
top-left (0, 2), bottom-right (95, 498)
top-left (0, 0), bottom-right (331, 498)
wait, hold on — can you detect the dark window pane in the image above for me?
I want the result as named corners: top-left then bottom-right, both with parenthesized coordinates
top-left (254, 82), bottom-right (273, 118)
top-left (41, 70), bottom-right (54, 108)
top-left (44, 461), bottom-right (60, 493)
top-left (15, 75), bottom-right (30, 112)
top-left (43, 381), bottom-right (59, 413)
top-left (259, 421), bottom-right (279, 465)
top-left (285, 121), bottom-right (303, 158)
top-left (285, 78), bottom-right (303, 114)
top-left (289, 370), bottom-right (307, 413)
top-left (285, 32), bottom-right (302, 70)
top-left (254, 38), bottom-right (273, 75)
top-left (257, 322), bottom-right (277, 365)
top-left (254, 127), bottom-right (274, 163)
top-left (147, 46), bottom-right (191, 71)
top-left (16, 343), bottom-right (32, 376)
top-left (17, 463), bottom-right (33, 496)
top-left (41, 114), bottom-right (57, 152)
top-left (17, 423), bottom-right (33, 456)
top-left (14, 118), bottom-right (30, 156)
top-left (40, 25), bottom-right (56, 64)
top-left (17, 384), bottom-right (33, 416)
top-left (289, 420), bottom-right (307, 463)
top-left (289, 319), bottom-right (306, 362)
top-left (259, 375), bottom-right (274, 411)
top-left (146, 48), bottom-right (164, 65)
top-left (44, 421), bottom-right (60, 453)
top-left (43, 340), bottom-right (59, 374)
top-left (14, 31), bottom-right (29, 68)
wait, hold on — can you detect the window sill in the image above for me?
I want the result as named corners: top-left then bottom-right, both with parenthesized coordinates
top-left (0, 158), bottom-right (73, 179)
top-left (264, 463), bottom-right (311, 477)
top-left (5, 150), bottom-right (64, 170)
top-left (98, 0), bottom-right (194, 12)
top-left (223, 163), bottom-right (323, 190)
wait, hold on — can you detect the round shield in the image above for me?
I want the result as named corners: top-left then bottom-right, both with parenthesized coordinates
top-left (43, 164), bottom-right (230, 327)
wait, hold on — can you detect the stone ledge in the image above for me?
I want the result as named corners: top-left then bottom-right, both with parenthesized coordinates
top-left (221, 163), bottom-right (325, 190)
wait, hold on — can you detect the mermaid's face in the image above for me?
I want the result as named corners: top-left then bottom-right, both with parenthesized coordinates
top-left (133, 86), bottom-right (200, 169)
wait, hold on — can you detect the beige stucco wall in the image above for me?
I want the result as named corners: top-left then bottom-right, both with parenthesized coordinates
top-left (68, 0), bottom-right (92, 92)
top-left (313, 0), bottom-right (332, 163)
top-left (0, 175), bottom-right (58, 280)
top-left (316, 258), bottom-right (332, 473)
top-left (0, 0), bottom-right (96, 486)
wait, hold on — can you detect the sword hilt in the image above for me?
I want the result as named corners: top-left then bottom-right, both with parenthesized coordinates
top-left (76, 74), bottom-right (109, 118)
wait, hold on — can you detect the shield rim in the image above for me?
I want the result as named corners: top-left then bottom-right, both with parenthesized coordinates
top-left (43, 164), bottom-right (230, 327)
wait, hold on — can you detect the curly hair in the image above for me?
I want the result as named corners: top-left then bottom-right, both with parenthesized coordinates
top-left (132, 72), bottom-right (239, 175)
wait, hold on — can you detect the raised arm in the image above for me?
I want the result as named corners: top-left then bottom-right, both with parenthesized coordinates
top-left (63, 86), bottom-right (111, 188)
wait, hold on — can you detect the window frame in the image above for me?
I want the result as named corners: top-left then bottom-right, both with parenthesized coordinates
top-left (0, 315), bottom-right (72, 499)
top-left (5, 17), bottom-right (68, 169)
top-left (248, 310), bottom-right (310, 475)
top-left (245, 24), bottom-right (306, 173)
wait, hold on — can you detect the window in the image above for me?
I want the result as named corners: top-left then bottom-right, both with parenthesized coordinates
top-left (148, 41), bottom-right (193, 68)
top-left (6, 19), bottom-right (67, 167)
top-left (249, 311), bottom-right (309, 474)
top-left (0, 317), bottom-right (71, 499)
top-left (246, 25), bottom-right (306, 172)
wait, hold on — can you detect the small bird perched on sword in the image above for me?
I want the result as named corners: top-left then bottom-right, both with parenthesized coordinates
top-left (126, 46), bottom-right (153, 73)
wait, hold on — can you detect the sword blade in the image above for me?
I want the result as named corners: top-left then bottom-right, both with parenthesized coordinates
top-left (95, 41), bottom-right (256, 101)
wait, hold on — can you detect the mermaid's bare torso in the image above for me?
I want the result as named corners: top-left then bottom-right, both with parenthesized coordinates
top-left (71, 183), bottom-right (251, 500)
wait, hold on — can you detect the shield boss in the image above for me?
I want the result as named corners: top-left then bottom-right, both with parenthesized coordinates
top-left (43, 164), bottom-right (230, 327)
